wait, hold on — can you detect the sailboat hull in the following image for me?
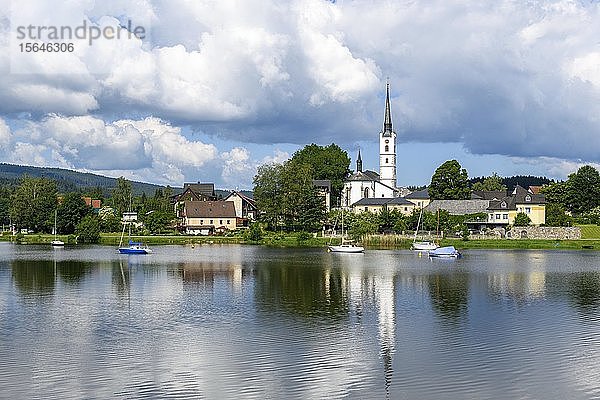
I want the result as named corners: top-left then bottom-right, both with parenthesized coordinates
top-left (119, 241), bottom-right (152, 254)
top-left (412, 241), bottom-right (438, 251)
top-left (328, 244), bottom-right (364, 253)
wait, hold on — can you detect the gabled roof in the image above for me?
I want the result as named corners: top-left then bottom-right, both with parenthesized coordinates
top-left (352, 197), bottom-right (414, 207)
top-left (512, 185), bottom-right (545, 204)
top-left (224, 191), bottom-right (257, 209)
top-left (471, 190), bottom-right (507, 200)
top-left (347, 170), bottom-right (380, 182)
top-left (184, 182), bottom-right (215, 195)
top-left (487, 197), bottom-right (516, 211)
top-left (405, 188), bottom-right (430, 199)
top-left (426, 200), bottom-right (490, 215)
top-left (184, 201), bottom-right (236, 218)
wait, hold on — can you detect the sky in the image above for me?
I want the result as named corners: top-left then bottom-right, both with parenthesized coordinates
top-left (2, 0), bottom-right (600, 190)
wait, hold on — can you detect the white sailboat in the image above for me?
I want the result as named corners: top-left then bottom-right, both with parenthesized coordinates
top-left (411, 207), bottom-right (438, 251)
top-left (51, 209), bottom-right (64, 247)
top-left (328, 209), bottom-right (364, 253)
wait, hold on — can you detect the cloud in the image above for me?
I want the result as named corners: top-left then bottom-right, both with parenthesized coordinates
top-left (2, 0), bottom-right (600, 185)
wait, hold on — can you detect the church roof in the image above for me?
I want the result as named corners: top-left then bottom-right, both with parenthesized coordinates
top-left (382, 82), bottom-right (393, 137)
top-left (352, 196), bottom-right (413, 207)
top-left (405, 188), bottom-right (430, 199)
top-left (347, 170), bottom-right (380, 182)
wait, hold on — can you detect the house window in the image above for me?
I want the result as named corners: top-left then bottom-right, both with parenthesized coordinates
top-left (227, 220), bottom-right (230, 224)
top-left (364, 188), bottom-right (369, 198)
top-left (220, 220), bottom-right (223, 225)
top-left (496, 214), bottom-right (501, 219)
top-left (201, 220), bottom-right (204, 224)
top-left (210, 220), bottom-right (213, 224)
top-left (385, 145), bottom-right (389, 152)
top-left (501, 201), bottom-right (506, 208)
top-left (525, 195), bottom-right (531, 202)
top-left (404, 207), bottom-right (408, 211)
top-left (365, 207), bottom-right (368, 212)
top-left (525, 207), bottom-right (531, 214)
top-left (503, 214), bottom-right (508, 219)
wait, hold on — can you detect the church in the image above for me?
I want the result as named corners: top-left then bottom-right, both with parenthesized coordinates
top-left (341, 84), bottom-right (409, 207)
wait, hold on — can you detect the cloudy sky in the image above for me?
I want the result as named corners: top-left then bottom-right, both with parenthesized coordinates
top-left (2, 0), bottom-right (600, 189)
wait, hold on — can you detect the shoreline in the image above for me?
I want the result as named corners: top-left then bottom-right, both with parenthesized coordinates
top-left (1, 233), bottom-right (599, 250)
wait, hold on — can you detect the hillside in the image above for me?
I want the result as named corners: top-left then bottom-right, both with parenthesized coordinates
top-left (0, 163), bottom-right (168, 196)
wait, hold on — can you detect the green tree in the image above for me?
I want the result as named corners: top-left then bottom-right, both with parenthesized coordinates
top-left (75, 215), bottom-right (101, 243)
top-left (564, 165), bottom-right (600, 215)
top-left (286, 143), bottom-right (350, 207)
top-left (540, 181), bottom-right (568, 207)
top-left (348, 211), bottom-right (378, 240)
top-left (513, 212), bottom-right (531, 226)
top-left (472, 173), bottom-right (506, 191)
top-left (253, 163), bottom-right (285, 230)
top-left (144, 210), bottom-right (174, 234)
top-left (111, 177), bottom-right (132, 217)
top-left (429, 160), bottom-right (470, 200)
top-left (10, 176), bottom-right (58, 232)
top-left (544, 203), bottom-right (573, 227)
top-left (57, 192), bottom-right (90, 234)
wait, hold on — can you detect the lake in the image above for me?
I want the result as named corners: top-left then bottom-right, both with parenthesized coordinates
top-left (1, 242), bottom-right (600, 399)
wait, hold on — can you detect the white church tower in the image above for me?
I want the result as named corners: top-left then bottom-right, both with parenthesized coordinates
top-left (379, 83), bottom-right (397, 189)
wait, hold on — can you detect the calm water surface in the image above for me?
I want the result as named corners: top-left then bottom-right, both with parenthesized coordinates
top-left (1, 243), bottom-right (600, 399)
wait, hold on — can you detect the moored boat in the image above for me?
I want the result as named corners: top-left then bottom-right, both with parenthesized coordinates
top-left (328, 243), bottom-right (365, 253)
top-left (119, 240), bottom-right (152, 254)
top-left (428, 246), bottom-right (461, 259)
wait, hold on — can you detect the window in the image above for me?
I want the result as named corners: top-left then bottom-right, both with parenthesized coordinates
top-left (496, 214), bottom-right (501, 219)
top-left (364, 188), bottom-right (369, 198)
top-left (503, 214), bottom-right (508, 220)
top-left (385, 139), bottom-right (389, 144)
top-left (385, 158), bottom-right (389, 163)
top-left (227, 220), bottom-right (230, 224)
top-left (365, 207), bottom-right (368, 211)
top-left (210, 219), bottom-right (213, 224)
top-left (220, 220), bottom-right (223, 225)
top-left (501, 201), bottom-right (507, 208)
top-left (525, 207), bottom-right (531, 213)
top-left (404, 207), bottom-right (408, 211)
top-left (525, 195), bottom-right (531, 202)
top-left (385, 145), bottom-right (389, 152)
top-left (201, 220), bottom-right (203, 224)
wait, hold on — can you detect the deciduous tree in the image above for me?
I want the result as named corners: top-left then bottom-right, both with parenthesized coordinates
top-left (429, 160), bottom-right (470, 200)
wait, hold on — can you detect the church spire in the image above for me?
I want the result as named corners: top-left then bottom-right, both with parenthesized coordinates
top-left (357, 149), bottom-right (363, 172)
top-left (383, 81), bottom-right (392, 133)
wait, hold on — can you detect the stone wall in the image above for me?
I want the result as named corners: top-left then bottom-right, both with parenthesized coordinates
top-left (505, 226), bottom-right (581, 240)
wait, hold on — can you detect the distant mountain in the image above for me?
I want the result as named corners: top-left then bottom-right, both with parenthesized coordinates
top-left (0, 163), bottom-right (169, 196)
top-left (0, 163), bottom-right (254, 198)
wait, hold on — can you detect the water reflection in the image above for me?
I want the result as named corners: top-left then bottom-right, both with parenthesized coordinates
top-left (5, 246), bottom-right (600, 399)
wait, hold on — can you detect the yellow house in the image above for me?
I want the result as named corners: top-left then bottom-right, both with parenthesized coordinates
top-left (181, 201), bottom-right (237, 235)
top-left (487, 185), bottom-right (546, 226)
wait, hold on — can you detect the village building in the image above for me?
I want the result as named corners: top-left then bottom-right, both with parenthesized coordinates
top-left (178, 201), bottom-right (237, 235)
top-left (313, 180), bottom-right (332, 212)
top-left (352, 196), bottom-right (416, 215)
top-left (223, 191), bottom-right (258, 221)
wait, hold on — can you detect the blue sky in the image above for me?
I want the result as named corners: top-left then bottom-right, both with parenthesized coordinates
top-left (2, 0), bottom-right (600, 189)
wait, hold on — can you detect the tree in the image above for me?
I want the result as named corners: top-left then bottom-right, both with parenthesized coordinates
top-left (540, 181), bottom-right (568, 208)
top-left (57, 192), bottom-right (90, 234)
top-left (564, 165), bottom-right (600, 215)
top-left (513, 212), bottom-right (531, 226)
top-left (75, 215), bottom-right (100, 243)
top-left (429, 160), bottom-right (470, 200)
top-left (111, 177), bottom-right (132, 217)
top-left (10, 176), bottom-right (58, 232)
top-left (286, 143), bottom-right (350, 207)
top-left (144, 210), bottom-right (174, 234)
top-left (253, 163), bottom-right (285, 230)
top-left (545, 203), bottom-right (573, 227)
top-left (471, 173), bottom-right (506, 191)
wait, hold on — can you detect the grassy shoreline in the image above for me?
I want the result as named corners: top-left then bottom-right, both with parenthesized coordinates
top-left (1, 232), bottom-right (600, 250)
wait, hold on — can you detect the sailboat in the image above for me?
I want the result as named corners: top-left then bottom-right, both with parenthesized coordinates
top-left (411, 207), bottom-right (438, 251)
top-left (51, 209), bottom-right (64, 247)
top-left (328, 209), bottom-right (364, 253)
top-left (118, 212), bottom-right (152, 254)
